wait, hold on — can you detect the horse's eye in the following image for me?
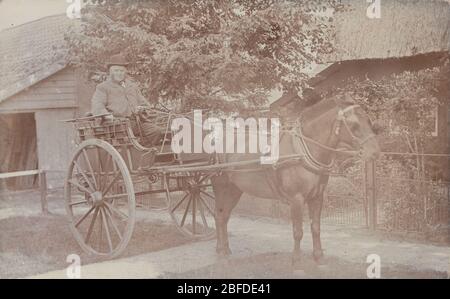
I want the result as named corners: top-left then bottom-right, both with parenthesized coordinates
top-left (372, 122), bottom-right (383, 134)
top-left (351, 123), bottom-right (362, 136)
top-left (352, 123), bottom-right (361, 130)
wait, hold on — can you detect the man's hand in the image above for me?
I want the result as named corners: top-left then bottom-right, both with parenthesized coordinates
top-left (135, 106), bottom-right (148, 114)
top-left (103, 114), bottom-right (114, 122)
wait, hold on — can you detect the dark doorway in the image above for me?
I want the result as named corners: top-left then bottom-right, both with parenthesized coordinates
top-left (0, 113), bottom-right (38, 191)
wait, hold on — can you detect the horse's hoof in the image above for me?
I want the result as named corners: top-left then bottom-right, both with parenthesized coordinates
top-left (315, 258), bottom-right (327, 267)
top-left (313, 251), bottom-right (325, 265)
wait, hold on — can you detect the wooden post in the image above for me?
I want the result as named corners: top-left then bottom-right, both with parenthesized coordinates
top-left (39, 171), bottom-right (48, 214)
top-left (365, 161), bottom-right (377, 230)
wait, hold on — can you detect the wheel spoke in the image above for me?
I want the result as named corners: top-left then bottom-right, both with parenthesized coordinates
top-left (75, 206), bottom-right (95, 227)
top-left (100, 153), bottom-right (112, 189)
top-left (98, 206), bottom-right (103, 251)
top-left (196, 184), bottom-right (212, 188)
top-left (198, 197), bottom-right (209, 228)
top-left (199, 195), bottom-right (214, 216)
top-left (180, 195), bottom-right (192, 227)
top-left (70, 199), bottom-right (88, 206)
top-left (85, 207), bottom-right (99, 243)
top-left (96, 147), bottom-right (104, 190)
top-left (197, 175), bottom-right (209, 185)
top-left (171, 192), bottom-right (189, 213)
top-left (82, 149), bottom-right (98, 190)
top-left (102, 171), bottom-right (121, 195)
top-left (200, 190), bottom-right (215, 200)
top-left (192, 195), bottom-right (197, 235)
top-left (73, 161), bottom-right (96, 193)
top-left (68, 178), bottom-right (92, 195)
top-left (96, 147), bottom-right (104, 172)
top-left (104, 193), bottom-right (128, 200)
top-left (100, 207), bottom-right (113, 253)
top-left (104, 201), bottom-right (128, 221)
top-left (104, 153), bottom-right (112, 171)
top-left (103, 204), bottom-right (123, 240)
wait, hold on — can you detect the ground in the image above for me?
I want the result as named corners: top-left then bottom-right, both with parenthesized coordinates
top-left (0, 189), bottom-right (448, 279)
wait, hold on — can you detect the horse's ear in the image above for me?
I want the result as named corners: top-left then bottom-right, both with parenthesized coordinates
top-left (371, 120), bottom-right (384, 135)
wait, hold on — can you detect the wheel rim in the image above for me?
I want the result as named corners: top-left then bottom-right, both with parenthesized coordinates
top-left (64, 139), bottom-right (135, 258)
top-left (165, 171), bottom-right (216, 240)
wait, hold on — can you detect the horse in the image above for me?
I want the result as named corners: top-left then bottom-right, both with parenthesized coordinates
top-left (211, 94), bottom-right (381, 268)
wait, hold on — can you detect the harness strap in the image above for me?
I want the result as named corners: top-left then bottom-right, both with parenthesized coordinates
top-left (290, 125), bottom-right (334, 174)
top-left (298, 126), bottom-right (334, 169)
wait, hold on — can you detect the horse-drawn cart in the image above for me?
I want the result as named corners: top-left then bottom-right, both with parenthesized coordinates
top-left (63, 98), bottom-right (378, 261)
top-left (64, 111), bottom-right (220, 258)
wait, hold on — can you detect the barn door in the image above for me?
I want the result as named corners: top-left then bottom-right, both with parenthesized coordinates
top-left (0, 113), bottom-right (38, 190)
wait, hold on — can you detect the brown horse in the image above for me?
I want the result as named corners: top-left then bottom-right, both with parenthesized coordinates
top-left (211, 95), bottom-right (381, 267)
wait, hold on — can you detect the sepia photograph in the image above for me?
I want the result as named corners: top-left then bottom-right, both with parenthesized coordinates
top-left (0, 0), bottom-right (449, 283)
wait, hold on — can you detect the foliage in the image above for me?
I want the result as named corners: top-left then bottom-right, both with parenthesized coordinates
top-left (329, 60), bottom-right (450, 235)
top-left (331, 60), bottom-right (450, 177)
top-left (66, 0), bottom-right (343, 113)
top-left (332, 63), bottom-right (448, 140)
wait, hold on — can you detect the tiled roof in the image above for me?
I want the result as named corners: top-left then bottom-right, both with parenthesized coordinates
top-left (0, 14), bottom-right (76, 102)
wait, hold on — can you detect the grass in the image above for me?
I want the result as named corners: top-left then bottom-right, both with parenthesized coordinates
top-left (0, 214), bottom-right (193, 278)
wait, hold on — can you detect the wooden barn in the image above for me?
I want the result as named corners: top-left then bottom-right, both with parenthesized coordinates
top-left (0, 15), bottom-right (92, 190)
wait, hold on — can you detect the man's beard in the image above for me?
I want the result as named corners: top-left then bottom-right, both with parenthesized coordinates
top-left (112, 74), bottom-right (125, 82)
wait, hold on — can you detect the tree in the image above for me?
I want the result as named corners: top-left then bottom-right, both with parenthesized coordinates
top-left (67, 0), bottom-right (343, 114)
top-left (335, 62), bottom-right (449, 157)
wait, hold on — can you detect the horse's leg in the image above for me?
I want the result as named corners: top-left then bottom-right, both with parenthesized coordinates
top-left (212, 174), bottom-right (242, 256)
top-left (290, 193), bottom-right (305, 268)
top-left (308, 192), bottom-right (325, 264)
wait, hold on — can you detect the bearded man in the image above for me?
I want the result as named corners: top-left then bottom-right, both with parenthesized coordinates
top-left (91, 54), bottom-right (164, 146)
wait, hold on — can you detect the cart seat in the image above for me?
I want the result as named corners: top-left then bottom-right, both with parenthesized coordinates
top-left (154, 144), bottom-right (177, 164)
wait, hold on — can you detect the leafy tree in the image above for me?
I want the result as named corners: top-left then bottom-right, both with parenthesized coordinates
top-left (67, 0), bottom-right (343, 114)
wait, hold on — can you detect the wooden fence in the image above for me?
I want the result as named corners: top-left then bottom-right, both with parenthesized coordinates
top-left (0, 169), bottom-right (48, 214)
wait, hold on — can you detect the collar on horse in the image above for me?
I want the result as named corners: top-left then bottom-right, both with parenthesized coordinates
top-left (286, 103), bottom-right (375, 174)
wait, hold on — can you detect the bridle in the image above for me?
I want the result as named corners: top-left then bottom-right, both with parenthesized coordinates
top-left (336, 104), bottom-right (376, 147)
top-left (286, 103), bottom-right (376, 173)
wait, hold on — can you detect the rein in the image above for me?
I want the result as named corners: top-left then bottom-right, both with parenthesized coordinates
top-left (220, 103), bottom-right (376, 175)
top-left (282, 103), bottom-right (375, 173)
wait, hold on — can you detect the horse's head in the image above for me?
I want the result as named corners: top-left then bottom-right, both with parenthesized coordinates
top-left (333, 94), bottom-right (381, 161)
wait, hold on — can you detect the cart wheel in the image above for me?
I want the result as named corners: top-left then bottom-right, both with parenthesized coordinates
top-left (165, 172), bottom-right (216, 240)
top-left (64, 139), bottom-right (135, 258)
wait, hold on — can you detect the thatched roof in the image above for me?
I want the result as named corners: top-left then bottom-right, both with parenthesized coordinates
top-left (270, 51), bottom-right (448, 111)
top-left (329, 0), bottom-right (450, 62)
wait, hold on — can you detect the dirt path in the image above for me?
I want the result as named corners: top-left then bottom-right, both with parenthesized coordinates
top-left (1, 190), bottom-right (449, 278)
top-left (164, 252), bottom-right (448, 279)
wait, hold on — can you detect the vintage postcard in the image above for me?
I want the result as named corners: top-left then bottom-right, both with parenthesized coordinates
top-left (0, 0), bottom-right (449, 283)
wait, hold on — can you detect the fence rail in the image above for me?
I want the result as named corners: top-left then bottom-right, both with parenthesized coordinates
top-left (0, 169), bottom-right (48, 214)
top-left (323, 153), bottom-right (449, 241)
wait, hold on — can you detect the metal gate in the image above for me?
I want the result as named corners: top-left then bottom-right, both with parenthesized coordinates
top-left (323, 154), bottom-right (450, 240)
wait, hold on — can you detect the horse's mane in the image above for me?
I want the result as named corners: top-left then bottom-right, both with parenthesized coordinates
top-left (299, 98), bottom-right (336, 122)
top-left (285, 92), bottom-right (356, 121)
